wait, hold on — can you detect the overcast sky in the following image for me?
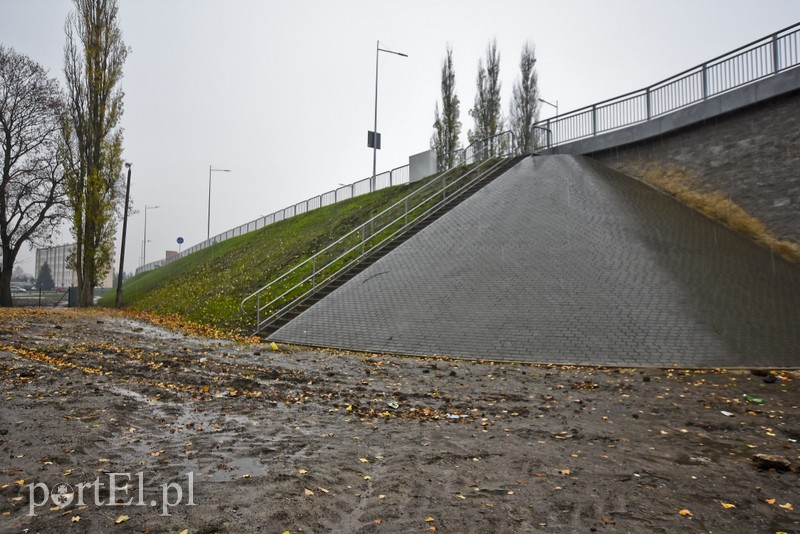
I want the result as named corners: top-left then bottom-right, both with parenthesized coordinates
top-left (3, 0), bottom-right (799, 276)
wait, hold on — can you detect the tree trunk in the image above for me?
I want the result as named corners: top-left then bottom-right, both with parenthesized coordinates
top-left (0, 250), bottom-right (15, 307)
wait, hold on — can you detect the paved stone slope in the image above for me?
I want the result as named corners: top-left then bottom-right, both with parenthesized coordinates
top-left (271, 155), bottom-right (800, 367)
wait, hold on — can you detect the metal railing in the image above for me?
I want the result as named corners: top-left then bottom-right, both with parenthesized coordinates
top-left (240, 131), bottom-right (515, 334)
top-left (135, 163), bottom-right (412, 275)
top-left (532, 22), bottom-right (800, 151)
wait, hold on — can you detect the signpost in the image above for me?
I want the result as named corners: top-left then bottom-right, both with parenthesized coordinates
top-left (177, 236), bottom-right (184, 254)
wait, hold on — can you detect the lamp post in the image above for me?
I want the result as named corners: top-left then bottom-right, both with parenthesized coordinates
top-left (370, 40), bottom-right (407, 192)
top-left (208, 165), bottom-right (231, 240)
top-left (142, 204), bottom-right (159, 267)
top-left (539, 97), bottom-right (559, 118)
top-left (115, 162), bottom-right (132, 308)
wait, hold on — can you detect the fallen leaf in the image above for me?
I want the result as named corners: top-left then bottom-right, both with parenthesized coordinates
top-left (359, 458), bottom-right (369, 463)
top-left (766, 498), bottom-right (777, 505)
top-left (72, 516), bottom-right (80, 522)
top-left (721, 502), bottom-right (736, 509)
top-left (298, 469), bottom-right (308, 475)
top-left (558, 469), bottom-right (571, 476)
top-left (679, 509), bottom-right (693, 517)
top-left (425, 516), bottom-right (436, 522)
top-left (318, 487), bottom-right (329, 494)
top-left (179, 530), bottom-right (189, 534)
top-left (15, 479), bottom-right (24, 486)
top-left (115, 515), bottom-right (130, 524)
top-left (779, 503), bottom-right (793, 510)
top-left (304, 488), bottom-right (314, 496)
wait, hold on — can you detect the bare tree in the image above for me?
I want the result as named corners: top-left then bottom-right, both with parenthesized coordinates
top-left (430, 45), bottom-right (462, 169)
top-left (468, 39), bottom-right (503, 156)
top-left (62, 0), bottom-right (127, 307)
top-left (509, 42), bottom-right (539, 154)
top-left (0, 46), bottom-right (65, 307)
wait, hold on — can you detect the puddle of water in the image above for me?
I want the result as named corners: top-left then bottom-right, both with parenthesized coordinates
top-left (206, 456), bottom-right (269, 481)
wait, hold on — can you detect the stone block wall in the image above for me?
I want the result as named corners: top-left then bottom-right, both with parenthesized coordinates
top-left (589, 89), bottom-right (800, 245)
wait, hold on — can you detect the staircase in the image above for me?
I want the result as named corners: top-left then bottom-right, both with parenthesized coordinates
top-left (240, 132), bottom-right (521, 336)
top-left (259, 156), bottom-right (525, 336)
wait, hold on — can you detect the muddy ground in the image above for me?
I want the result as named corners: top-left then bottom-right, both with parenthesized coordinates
top-left (0, 308), bottom-right (798, 534)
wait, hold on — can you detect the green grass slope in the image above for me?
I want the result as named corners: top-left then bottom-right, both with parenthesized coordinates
top-left (99, 182), bottom-right (429, 332)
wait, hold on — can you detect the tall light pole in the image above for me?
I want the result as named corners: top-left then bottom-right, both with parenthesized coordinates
top-left (370, 40), bottom-right (407, 192)
top-left (208, 165), bottom-right (231, 240)
top-left (115, 162), bottom-right (132, 308)
top-left (539, 97), bottom-right (559, 118)
top-left (142, 204), bottom-right (159, 267)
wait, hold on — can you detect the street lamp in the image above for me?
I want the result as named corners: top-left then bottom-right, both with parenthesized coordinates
top-left (370, 40), bottom-right (407, 192)
top-left (539, 97), bottom-right (559, 118)
top-left (115, 162), bottom-right (132, 308)
top-left (142, 204), bottom-right (159, 267)
top-left (208, 165), bottom-right (231, 240)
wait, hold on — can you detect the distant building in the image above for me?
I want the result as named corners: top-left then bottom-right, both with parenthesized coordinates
top-left (35, 243), bottom-right (115, 289)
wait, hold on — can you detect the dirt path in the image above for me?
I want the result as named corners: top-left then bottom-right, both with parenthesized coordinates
top-left (0, 308), bottom-right (798, 533)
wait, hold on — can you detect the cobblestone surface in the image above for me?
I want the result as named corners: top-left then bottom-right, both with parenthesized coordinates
top-left (272, 155), bottom-right (800, 368)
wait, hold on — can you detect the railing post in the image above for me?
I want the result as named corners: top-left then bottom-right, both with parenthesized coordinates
top-left (702, 63), bottom-right (708, 100)
top-left (546, 119), bottom-right (552, 149)
top-left (312, 258), bottom-right (316, 289)
top-left (772, 33), bottom-right (780, 73)
top-left (361, 226), bottom-right (365, 256)
top-left (592, 104), bottom-right (597, 136)
top-left (646, 87), bottom-right (652, 120)
top-left (404, 198), bottom-right (408, 226)
top-left (256, 294), bottom-right (260, 333)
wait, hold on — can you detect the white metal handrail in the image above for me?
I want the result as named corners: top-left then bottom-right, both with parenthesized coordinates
top-left (533, 22), bottom-right (800, 151)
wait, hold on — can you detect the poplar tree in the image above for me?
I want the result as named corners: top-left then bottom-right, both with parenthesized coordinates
top-left (430, 46), bottom-right (461, 169)
top-left (62, 0), bottom-right (127, 306)
top-left (468, 39), bottom-right (503, 156)
top-left (509, 42), bottom-right (539, 154)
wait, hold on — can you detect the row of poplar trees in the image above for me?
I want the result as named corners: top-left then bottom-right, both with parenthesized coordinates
top-left (0, 0), bottom-right (126, 307)
top-left (431, 40), bottom-right (539, 168)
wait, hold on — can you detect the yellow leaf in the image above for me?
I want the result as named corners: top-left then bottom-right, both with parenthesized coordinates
top-left (115, 515), bottom-right (130, 524)
top-left (346, 405), bottom-right (353, 412)
top-left (363, 475), bottom-right (371, 480)
top-left (679, 509), bottom-right (693, 517)
top-left (72, 516), bottom-right (80, 522)
top-left (766, 498), bottom-right (777, 505)
top-left (298, 469), bottom-right (308, 475)
top-left (779, 503), bottom-right (794, 510)
top-left (270, 342), bottom-right (279, 351)
top-left (721, 502), bottom-right (736, 509)
top-left (318, 487), bottom-right (329, 494)
top-left (304, 488), bottom-right (314, 496)
top-left (179, 530), bottom-right (189, 534)
top-left (425, 517), bottom-right (436, 522)
top-left (359, 458), bottom-right (369, 463)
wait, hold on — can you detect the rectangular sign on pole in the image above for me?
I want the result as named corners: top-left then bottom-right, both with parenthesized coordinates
top-left (367, 131), bottom-right (381, 149)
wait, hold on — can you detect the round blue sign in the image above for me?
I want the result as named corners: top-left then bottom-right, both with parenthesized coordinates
top-left (177, 237), bottom-right (184, 244)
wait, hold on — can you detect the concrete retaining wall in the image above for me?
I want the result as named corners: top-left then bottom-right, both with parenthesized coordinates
top-left (588, 87), bottom-right (800, 244)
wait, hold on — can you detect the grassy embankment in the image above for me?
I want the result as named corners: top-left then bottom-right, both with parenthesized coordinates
top-left (99, 179), bottom-right (437, 333)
